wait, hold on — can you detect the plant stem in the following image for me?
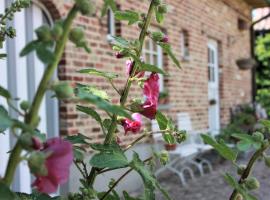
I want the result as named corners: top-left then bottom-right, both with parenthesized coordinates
top-left (86, 1), bottom-right (156, 187)
top-left (100, 157), bottom-right (153, 200)
top-left (3, 6), bottom-right (78, 187)
top-left (229, 143), bottom-right (270, 200)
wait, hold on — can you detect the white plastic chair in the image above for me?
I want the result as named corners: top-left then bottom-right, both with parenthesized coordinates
top-left (153, 113), bottom-right (213, 186)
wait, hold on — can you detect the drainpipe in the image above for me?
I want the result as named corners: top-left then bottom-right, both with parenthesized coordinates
top-left (250, 11), bottom-right (270, 103)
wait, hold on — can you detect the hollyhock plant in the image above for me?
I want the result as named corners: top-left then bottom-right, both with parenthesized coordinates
top-left (162, 35), bottom-right (169, 43)
top-left (126, 60), bottom-right (145, 77)
top-left (32, 137), bottom-right (73, 194)
top-left (122, 113), bottom-right (142, 134)
top-left (140, 73), bottom-right (160, 119)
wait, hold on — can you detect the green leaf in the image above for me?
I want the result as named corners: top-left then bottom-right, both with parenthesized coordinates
top-left (123, 191), bottom-right (142, 200)
top-left (76, 87), bottom-right (130, 119)
top-left (73, 147), bottom-right (84, 161)
top-left (139, 63), bottom-right (167, 75)
top-left (201, 134), bottom-right (238, 162)
top-left (155, 7), bottom-right (164, 23)
top-left (155, 111), bottom-right (168, 130)
top-left (90, 143), bottom-right (128, 169)
top-left (20, 40), bottom-right (40, 57)
top-left (115, 10), bottom-right (140, 25)
top-left (78, 68), bottom-right (118, 80)
top-left (0, 85), bottom-right (11, 99)
top-left (158, 42), bottom-right (181, 68)
top-left (111, 36), bottom-right (130, 48)
top-left (130, 153), bottom-right (171, 200)
top-left (77, 105), bottom-right (102, 124)
top-left (101, 0), bottom-right (117, 17)
top-left (66, 133), bottom-right (91, 145)
top-left (16, 191), bottom-right (61, 200)
top-left (236, 141), bottom-right (251, 151)
top-left (77, 84), bottom-right (110, 101)
top-left (0, 182), bottom-right (18, 200)
top-left (0, 106), bottom-right (13, 133)
top-left (223, 173), bottom-right (257, 200)
top-left (36, 45), bottom-right (55, 64)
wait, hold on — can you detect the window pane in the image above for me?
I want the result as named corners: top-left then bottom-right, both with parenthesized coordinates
top-left (144, 53), bottom-right (151, 63)
top-left (145, 40), bottom-right (151, 51)
top-left (153, 54), bottom-right (158, 66)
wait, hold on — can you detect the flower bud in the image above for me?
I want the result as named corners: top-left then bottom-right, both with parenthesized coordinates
top-left (18, 134), bottom-right (34, 151)
top-left (162, 35), bottom-right (169, 43)
top-left (51, 24), bottom-right (63, 40)
top-left (20, 100), bottom-right (30, 111)
top-left (237, 164), bottom-right (246, 175)
top-left (153, 0), bottom-right (161, 6)
top-left (32, 137), bottom-right (43, 150)
top-left (175, 130), bottom-right (187, 144)
top-left (28, 152), bottom-right (48, 176)
top-left (235, 194), bottom-right (243, 200)
top-left (138, 21), bottom-right (144, 29)
top-left (69, 27), bottom-right (84, 44)
top-left (151, 31), bottom-right (164, 42)
top-left (75, 0), bottom-right (94, 16)
top-left (115, 52), bottom-right (124, 59)
top-left (52, 82), bottom-right (74, 99)
top-left (264, 155), bottom-right (270, 168)
top-left (252, 132), bottom-right (264, 142)
top-left (244, 177), bottom-right (260, 190)
top-left (160, 150), bottom-right (169, 165)
top-left (35, 25), bottom-right (52, 42)
top-left (158, 5), bottom-right (168, 14)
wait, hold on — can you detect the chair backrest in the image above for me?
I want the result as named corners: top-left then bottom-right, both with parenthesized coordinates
top-left (177, 113), bottom-right (192, 132)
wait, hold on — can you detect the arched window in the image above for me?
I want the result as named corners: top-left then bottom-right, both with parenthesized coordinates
top-left (0, 0), bottom-right (59, 193)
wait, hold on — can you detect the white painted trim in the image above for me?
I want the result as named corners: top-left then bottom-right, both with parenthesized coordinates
top-left (14, 7), bottom-right (32, 193)
top-left (207, 39), bottom-right (220, 136)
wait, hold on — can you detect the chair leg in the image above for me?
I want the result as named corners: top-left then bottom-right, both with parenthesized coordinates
top-left (187, 160), bottom-right (204, 176)
top-left (167, 166), bottom-right (187, 187)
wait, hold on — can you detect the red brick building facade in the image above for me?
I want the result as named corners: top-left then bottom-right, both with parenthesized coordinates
top-left (34, 0), bottom-right (266, 144)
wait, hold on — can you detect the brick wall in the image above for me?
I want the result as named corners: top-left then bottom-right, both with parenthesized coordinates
top-left (40, 0), bottom-right (253, 145)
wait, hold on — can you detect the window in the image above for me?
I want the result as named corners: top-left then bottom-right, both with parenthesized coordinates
top-left (208, 47), bottom-right (215, 82)
top-left (107, 8), bottom-right (115, 41)
top-left (143, 39), bottom-right (164, 91)
top-left (180, 30), bottom-right (190, 59)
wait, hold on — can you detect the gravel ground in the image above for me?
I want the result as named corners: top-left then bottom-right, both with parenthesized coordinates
top-left (153, 156), bottom-right (270, 200)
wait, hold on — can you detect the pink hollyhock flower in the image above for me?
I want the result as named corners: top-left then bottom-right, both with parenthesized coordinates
top-left (126, 60), bottom-right (145, 77)
top-left (162, 35), bottom-right (169, 43)
top-left (140, 73), bottom-right (160, 119)
top-left (122, 113), bottom-right (142, 134)
top-left (32, 137), bottom-right (73, 194)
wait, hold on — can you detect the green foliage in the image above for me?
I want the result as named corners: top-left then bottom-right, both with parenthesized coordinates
top-left (0, 182), bottom-right (18, 200)
top-left (129, 153), bottom-right (171, 200)
top-left (158, 42), bottom-right (181, 68)
top-left (224, 173), bottom-right (257, 200)
top-left (232, 132), bottom-right (263, 151)
top-left (90, 143), bottom-right (129, 169)
top-left (78, 68), bottom-right (118, 80)
top-left (217, 104), bottom-right (257, 144)
top-left (0, 105), bottom-right (13, 133)
top-left (16, 192), bottom-right (61, 200)
top-left (255, 34), bottom-right (270, 117)
top-left (138, 63), bottom-right (167, 75)
top-left (76, 86), bottom-right (130, 118)
top-left (77, 105), bottom-right (103, 127)
top-left (115, 10), bottom-right (140, 25)
top-left (201, 134), bottom-right (238, 162)
top-left (66, 133), bottom-right (91, 145)
top-left (101, 0), bottom-right (117, 17)
top-left (0, 85), bottom-right (11, 99)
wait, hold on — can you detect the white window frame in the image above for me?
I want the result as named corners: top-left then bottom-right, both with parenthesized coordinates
top-left (143, 39), bottom-right (164, 92)
top-left (180, 30), bottom-right (190, 60)
top-left (107, 8), bottom-right (115, 42)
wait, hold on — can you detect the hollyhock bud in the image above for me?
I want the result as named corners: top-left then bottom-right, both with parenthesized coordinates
top-left (244, 177), bottom-right (260, 191)
top-left (115, 52), bottom-right (124, 59)
top-left (122, 113), bottom-right (142, 134)
top-left (75, 0), bottom-right (94, 16)
top-left (20, 100), bottom-right (30, 111)
top-left (32, 137), bottom-right (43, 150)
top-left (252, 131), bottom-right (264, 142)
top-left (152, 31), bottom-right (164, 42)
top-left (51, 24), bottom-right (63, 40)
top-left (162, 35), bottom-right (169, 43)
top-left (264, 155), bottom-right (270, 168)
top-left (237, 164), bottom-right (246, 175)
top-left (28, 152), bottom-right (48, 176)
top-left (52, 82), bottom-right (74, 99)
top-left (35, 25), bottom-right (52, 42)
top-left (69, 27), bottom-right (84, 44)
top-left (158, 5), bottom-right (168, 14)
top-left (160, 150), bottom-right (169, 165)
top-left (140, 73), bottom-right (160, 119)
top-left (32, 137), bottom-right (73, 194)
